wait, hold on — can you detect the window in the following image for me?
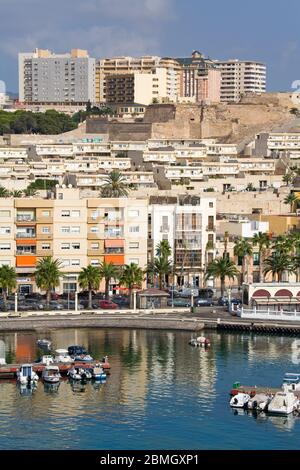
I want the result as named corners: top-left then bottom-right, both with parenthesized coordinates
top-left (61, 243), bottom-right (70, 250)
top-left (58, 193), bottom-right (63, 200)
top-left (71, 211), bottom-right (80, 218)
top-left (41, 243), bottom-right (50, 250)
top-left (209, 202), bottom-right (214, 208)
top-left (129, 259), bottom-right (139, 265)
top-left (90, 226), bottom-right (99, 233)
top-left (0, 227), bottom-right (10, 234)
top-left (91, 210), bottom-right (100, 219)
top-left (71, 259), bottom-right (80, 266)
top-left (0, 211), bottom-right (10, 217)
top-left (128, 210), bottom-right (139, 217)
top-left (91, 243), bottom-right (99, 249)
top-left (0, 243), bottom-right (10, 250)
top-left (72, 243), bottom-right (80, 250)
top-left (0, 260), bottom-right (10, 266)
top-left (71, 226), bottom-right (80, 234)
top-left (62, 260), bottom-right (70, 267)
top-left (253, 253), bottom-right (260, 266)
top-left (129, 242), bottom-right (139, 249)
top-left (61, 226), bottom-right (70, 233)
top-left (90, 259), bottom-right (100, 266)
top-left (42, 210), bottom-right (50, 217)
top-left (61, 210), bottom-right (70, 217)
top-left (129, 226), bottom-right (140, 233)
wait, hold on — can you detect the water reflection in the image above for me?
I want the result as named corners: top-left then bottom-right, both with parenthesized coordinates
top-left (0, 329), bottom-right (299, 449)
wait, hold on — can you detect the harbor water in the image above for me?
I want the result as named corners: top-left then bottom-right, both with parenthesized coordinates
top-left (0, 328), bottom-right (300, 450)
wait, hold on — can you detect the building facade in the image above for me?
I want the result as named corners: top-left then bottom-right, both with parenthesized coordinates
top-left (19, 49), bottom-right (96, 103)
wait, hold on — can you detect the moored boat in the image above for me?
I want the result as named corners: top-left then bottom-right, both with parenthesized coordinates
top-left (17, 364), bottom-right (39, 385)
top-left (230, 392), bottom-right (250, 408)
top-left (37, 339), bottom-right (52, 349)
top-left (247, 393), bottom-right (272, 411)
top-left (268, 387), bottom-right (299, 415)
top-left (68, 366), bottom-right (92, 381)
top-left (92, 365), bottom-right (107, 381)
top-left (282, 373), bottom-right (300, 392)
top-left (42, 365), bottom-right (61, 384)
top-left (189, 336), bottom-right (211, 347)
top-left (54, 349), bottom-right (72, 363)
top-left (68, 346), bottom-right (94, 362)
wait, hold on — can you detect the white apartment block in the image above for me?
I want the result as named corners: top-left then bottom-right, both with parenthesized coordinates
top-left (19, 49), bottom-right (96, 103)
top-left (217, 60), bottom-right (266, 103)
top-left (255, 132), bottom-right (300, 160)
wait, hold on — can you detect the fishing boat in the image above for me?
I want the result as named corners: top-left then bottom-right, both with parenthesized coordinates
top-left (17, 364), bottom-right (39, 385)
top-left (92, 365), bottom-right (107, 381)
top-left (42, 365), bottom-right (61, 384)
top-left (282, 373), bottom-right (300, 392)
top-left (68, 366), bottom-right (92, 381)
top-left (247, 393), bottom-right (272, 412)
top-left (37, 339), bottom-right (52, 349)
top-left (268, 387), bottom-right (299, 415)
top-left (229, 392), bottom-right (250, 408)
top-left (54, 349), bottom-right (72, 363)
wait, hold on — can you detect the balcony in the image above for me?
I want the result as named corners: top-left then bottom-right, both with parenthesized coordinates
top-left (160, 226), bottom-right (170, 233)
top-left (16, 255), bottom-right (37, 268)
top-left (206, 226), bottom-right (216, 232)
top-left (16, 233), bottom-right (36, 239)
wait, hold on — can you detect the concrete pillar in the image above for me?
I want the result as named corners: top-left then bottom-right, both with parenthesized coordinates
top-left (14, 292), bottom-right (18, 313)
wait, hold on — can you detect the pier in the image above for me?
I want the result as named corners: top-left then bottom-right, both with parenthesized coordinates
top-left (0, 361), bottom-right (111, 379)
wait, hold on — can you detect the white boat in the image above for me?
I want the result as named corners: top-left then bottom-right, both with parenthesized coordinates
top-left (37, 339), bottom-right (52, 349)
top-left (247, 393), bottom-right (272, 411)
top-left (68, 366), bottom-right (92, 381)
top-left (189, 336), bottom-right (211, 347)
top-left (268, 388), bottom-right (299, 415)
top-left (282, 373), bottom-right (300, 392)
top-left (39, 355), bottom-right (54, 365)
top-left (92, 366), bottom-right (107, 381)
top-left (42, 365), bottom-right (61, 384)
top-left (54, 349), bottom-right (72, 363)
top-left (230, 392), bottom-right (250, 408)
top-left (17, 364), bottom-right (39, 385)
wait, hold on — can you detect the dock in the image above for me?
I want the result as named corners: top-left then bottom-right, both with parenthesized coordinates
top-left (0, 361), bottom-right (111, 379)
top-left (230, 385), bottom-right (300, 399)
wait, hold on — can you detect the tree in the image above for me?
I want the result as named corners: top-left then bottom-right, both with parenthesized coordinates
top-left (205, 258), bottom-right (239, 297)
top-left (0, 266), bottom-right (16, 309)
top-left (147, 257), bottom-right (173, 290)
top-left (0, 186), bottom-right (10, 198)
top-left (98, 262), bottom-right (119, 300)
top-left (263, 253), bottom-right (295, 282)
top-left (282, 172), bottom-right (294, 186)
top-left (78, 265), bottom-right (101, 309)
top-left (23, 187), bottom-right (38, 197)
top-left (155, 240), bottom-right (171, 260)
top-left (252, 232), bottom-right (271, 282)
top-left (284, 193), bottom-right (299, 213)
top-left (120, 263), bottom-right (144, 308)
top-left (35, 257), bottom-right (63, 309)
top-left (100, 170), bottom-right (129, 198)
top-left (233, 238), bottom-right (253, 285)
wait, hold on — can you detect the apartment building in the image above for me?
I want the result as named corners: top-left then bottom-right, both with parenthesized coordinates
top-left (95, 56), bottom-right (180, 104)
top-left (176, 51), bottom-right (221, 103)
top-left (19, 48), bottom-right (96, 103)
top-left (254, 132), bottom-right (300, 160)
top-left (217, 60), bottom-right (266, 103)
top-left (149, 195), bottom-right (216, 287)
top-left (0, 187), bottom-right (148, 295)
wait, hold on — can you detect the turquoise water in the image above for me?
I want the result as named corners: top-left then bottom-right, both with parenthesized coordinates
top-left (0, 328), bottom-right (299, 449)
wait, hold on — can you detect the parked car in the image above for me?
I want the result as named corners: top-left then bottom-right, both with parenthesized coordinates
top-left (99, 300), bottom-right (118, 310)
top-left (194, 298), bottom-right (213, 307)
top-left (112, 296), bottom-right (130, 308)
top-left (167, 298), bottom-right (191, 307)
top-left (218, 297), bottom-right (229, 306)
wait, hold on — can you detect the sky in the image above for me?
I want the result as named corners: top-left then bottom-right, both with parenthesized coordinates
top-left (0, 0), bottom-right (300, 93)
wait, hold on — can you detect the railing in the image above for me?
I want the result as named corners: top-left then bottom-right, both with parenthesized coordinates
top-left (16, 233), bottom-right (36, 239)
top-left (160, 226), bottom-right (170, 233)
top-left (239, 307), bottom-right (300, 321)
top-left (16, 216), bottom-right (36, 222)
top-left (206, 225), bottom-right (216, 232)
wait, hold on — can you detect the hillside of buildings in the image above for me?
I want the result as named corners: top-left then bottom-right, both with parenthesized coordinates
top-left (86, 93), bottom-right (300, 150)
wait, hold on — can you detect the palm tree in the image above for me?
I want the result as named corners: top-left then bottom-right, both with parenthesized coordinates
top-left (78, 265), bottom-right (101, 309)
top-left (0, 186), bottom-right (10, 198)
top-left (263, 253), bottom-right (295, 282)
top-left (252, 232), bottom-right (271, 282)
top-left (233, 238), bottom-right (253, 285)
top-left (100, 170), bottom-right (129, 198)
top-left (120, 263), bottom-right (144, 308)
top-left (156, 240), bottom-right (171, 260)
top-left (147, 257), bottom-right (173, 290)
top-left (98, 261), bottom-right (119, 300)
top-left (205, 257), bottom-right (239, 297)
top-left (10, 190), bottom-right (23, 197)
top-left (24, 187), bottom-right (38, 197)
top-left (0, 266), bottom-right (16, 309)
top-left (35, 257), bottom-right (63, 309)
top-left (284, 193), bottom-right (299, 213)
top-left (272, 234), bottom-right (293, 255)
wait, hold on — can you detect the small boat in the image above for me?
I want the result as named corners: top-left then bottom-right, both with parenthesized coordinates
top-left (68, 366), bottom-right (92, 381)
top-left (230, 392), bottom-right (250, 408)
top-left (54, 349), bottom-right (72, 363)
top-left (42, 365), bottom-right (61, 384)
top-left (36, 355), bottom-right (54, 365)
top-left (37, 339), bottom-right (52, 349)
top-left (92, 365), bottom-right (107, 381)
top-left (189, 336), bottom-right (211, 347)
top-left (268, 387), bottom-right (299, 415)
top-left (17, 364), bottom-right (39, 385)
top-left (68, 345), bottom-right (94, 362)
top-left (282, 373), bottom-right (300, 392)
top-left (247, 393), bottom-right (272, 412)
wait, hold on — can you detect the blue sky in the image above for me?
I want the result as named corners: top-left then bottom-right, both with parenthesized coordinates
top-left (0, 0), bottom-right (299, 93)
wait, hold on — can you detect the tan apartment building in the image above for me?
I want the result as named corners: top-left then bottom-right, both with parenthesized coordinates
top-left (0, 187), bottom-right (148, 295)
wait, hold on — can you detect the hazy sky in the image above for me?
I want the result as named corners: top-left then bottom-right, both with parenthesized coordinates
top-left (0, 0), bottom-right (299, 93)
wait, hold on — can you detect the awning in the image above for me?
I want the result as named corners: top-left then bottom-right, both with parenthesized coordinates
top-left (104, 239), bottom-right (124, 248)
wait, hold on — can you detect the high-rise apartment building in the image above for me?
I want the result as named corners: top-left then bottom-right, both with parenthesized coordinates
top-left (96, 56), bottom-right (181, 104)
top-left (19, 49), bottom-right (96, 103)
top-left (217, 60), bottom-right (266, 103)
